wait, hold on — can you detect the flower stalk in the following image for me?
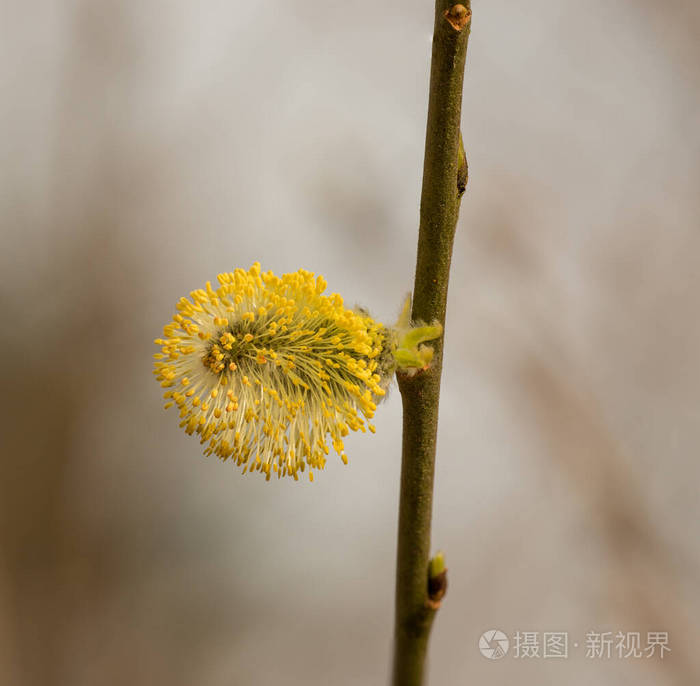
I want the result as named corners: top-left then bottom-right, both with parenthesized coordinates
top-left (392, 2), bottom-right (472, 685)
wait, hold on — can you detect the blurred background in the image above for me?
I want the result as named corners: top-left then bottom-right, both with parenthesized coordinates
top-left (1, 1), bottom-right (699, 684)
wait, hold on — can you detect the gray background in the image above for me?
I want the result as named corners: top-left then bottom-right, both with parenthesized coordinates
top-left (1, 1), bottom-right (698, 684)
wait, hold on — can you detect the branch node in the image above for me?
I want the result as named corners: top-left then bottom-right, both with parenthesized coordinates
top-left (428, 552), bottom-right (448, 606)
top-left (458, 130), bottom-right (468, 196)
top-left (444, 4), bottom-right (471, 32)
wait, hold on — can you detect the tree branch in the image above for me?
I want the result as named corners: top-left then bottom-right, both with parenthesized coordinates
top-left (392, 3), bottom-right (472, 685)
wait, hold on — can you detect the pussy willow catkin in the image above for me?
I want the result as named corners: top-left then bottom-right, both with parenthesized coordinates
top-left (154, 263), bottom-right (394, 481)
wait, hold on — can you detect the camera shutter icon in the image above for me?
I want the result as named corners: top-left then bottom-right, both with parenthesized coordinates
top-left (479, 629), bottom-right (509, 659)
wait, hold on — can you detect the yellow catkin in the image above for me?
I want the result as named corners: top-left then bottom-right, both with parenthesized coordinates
top-left (154, 263), bottom-right (387, 481)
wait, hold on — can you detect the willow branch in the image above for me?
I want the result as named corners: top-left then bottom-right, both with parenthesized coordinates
top-left (392, 3), bottom-right (472, 685)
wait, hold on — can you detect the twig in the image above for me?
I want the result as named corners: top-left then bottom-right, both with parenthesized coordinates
top-left (392, 3), bottom-right (472, 685)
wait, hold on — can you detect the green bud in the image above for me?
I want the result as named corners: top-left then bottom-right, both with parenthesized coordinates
top-left (429, 551), bottom-right (446, 579)
top-left (400, 324), bottom-right (444, 351)
top-left (391, 296), bottom-right (443, 374)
